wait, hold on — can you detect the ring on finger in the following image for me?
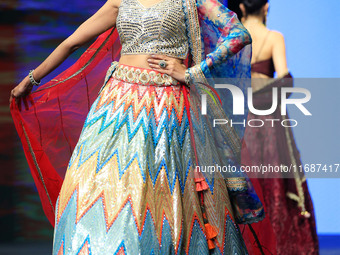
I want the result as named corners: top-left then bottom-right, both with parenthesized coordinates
top-left (159, 60), bottom-right (167, 69)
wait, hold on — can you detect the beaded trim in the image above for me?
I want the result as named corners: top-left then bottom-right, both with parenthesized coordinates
top-left (183, 0), bottom-right (202, 65)
top-left (184, 69), bottom-right (191, 86)
top-left (113, 64), bottom-right (179, 86)
top-left (225, 177), bottom-right (248, 191)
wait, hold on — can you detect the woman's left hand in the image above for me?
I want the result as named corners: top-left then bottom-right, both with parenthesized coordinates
top-left (147, 55), bottom-right (187, 83)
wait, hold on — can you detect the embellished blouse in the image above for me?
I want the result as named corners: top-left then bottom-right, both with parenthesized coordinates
top-left (116, 0), bottom-right (189, 59)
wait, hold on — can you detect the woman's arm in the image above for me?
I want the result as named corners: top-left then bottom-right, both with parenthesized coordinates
top-left (187, 0), bottom-right (251, 84)
top-left (10, 0), bottom-right (120, 108)
top-left (198, 0), bottom-right (251, 67)
top-left (272, 31), bottom-right (289, 77)
top-left (33, 0), bottom-right (119, 82)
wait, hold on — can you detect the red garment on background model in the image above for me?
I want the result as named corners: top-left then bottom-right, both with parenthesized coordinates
top-left (242, 74), bottom-right (319, 255)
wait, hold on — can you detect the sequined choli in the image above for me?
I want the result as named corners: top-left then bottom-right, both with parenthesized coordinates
top-left (116, 0), bottom-right (189, 59)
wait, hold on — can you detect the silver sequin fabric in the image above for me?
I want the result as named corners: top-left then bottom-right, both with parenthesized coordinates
top-left (116, 0), bottom-right (189, 59)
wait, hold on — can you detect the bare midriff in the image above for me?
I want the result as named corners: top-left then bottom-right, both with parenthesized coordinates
top-left (119, 54), bottom-right (184, 69)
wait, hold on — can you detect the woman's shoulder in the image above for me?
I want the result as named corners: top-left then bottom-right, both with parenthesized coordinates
top-left (267, 30), bottom-right (285, 43)
top-left (263, 29), bottom-right (285, 51)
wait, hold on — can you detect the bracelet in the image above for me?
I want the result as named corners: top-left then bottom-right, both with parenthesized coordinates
top-left (29, 70), bottom-right (41, 86)
top-left (184, 69), bottom-right (191, 86)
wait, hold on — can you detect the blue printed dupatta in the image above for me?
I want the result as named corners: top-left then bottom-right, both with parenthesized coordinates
top-left (183, 0), bottom-right (264, 224)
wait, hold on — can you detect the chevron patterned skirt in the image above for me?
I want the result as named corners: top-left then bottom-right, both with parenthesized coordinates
top-left (52, 64), bottom-right (248, 255)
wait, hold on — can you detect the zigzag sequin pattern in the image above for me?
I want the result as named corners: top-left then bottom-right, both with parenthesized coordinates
top-left (53, 76), bottom-right (247, 254)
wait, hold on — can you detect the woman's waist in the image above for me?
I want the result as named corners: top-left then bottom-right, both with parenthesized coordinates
top-left (118, 54), bottom-right (183, 70)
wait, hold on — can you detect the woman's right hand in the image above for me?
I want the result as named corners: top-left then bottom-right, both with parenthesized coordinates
top-left (9, 76), bottom-right (34, 111)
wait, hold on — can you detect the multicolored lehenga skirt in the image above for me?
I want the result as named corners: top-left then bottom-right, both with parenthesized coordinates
top-left (52, 64), bottom-right (248, 255)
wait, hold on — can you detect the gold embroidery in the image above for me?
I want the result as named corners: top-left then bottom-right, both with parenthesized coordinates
top-left (21, 122), bottom-right (55, 214)
top-left (185, 0), bottom-right (202, 65)
top-left (283, 114), bottom-right (310, 218)
top-left (225, 177), bottom-right (247, 191)
top-left (189, 65), bottom-right (242, 162)
top-left (113, 64), bottom-right (179, 86)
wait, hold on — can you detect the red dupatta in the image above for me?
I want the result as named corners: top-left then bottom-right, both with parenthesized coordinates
top-left (11, 28), bottom-right (121, 226)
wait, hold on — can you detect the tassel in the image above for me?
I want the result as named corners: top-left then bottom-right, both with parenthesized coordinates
top-left (194, 178), bottom-right (209, 191)
top-left (194, 178), bottom-right (204, 182)
top-left (196, 172), bottom-right (217, 250)
top-left (205, 223), bottom-right (218, 249)
top-left (207, 239), bottom-right (215, 250)
top-left (200, 180), bottom-right (209, 191)
top-left (300, 210), bottom-right (311, 218)
top-left (204, 223), bottom-right (218, 239)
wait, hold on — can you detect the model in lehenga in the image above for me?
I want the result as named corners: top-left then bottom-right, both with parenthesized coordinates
top-left (228, 0), bottom-right (319, 254)
top-left (10, 0), bottom-right (265, 254)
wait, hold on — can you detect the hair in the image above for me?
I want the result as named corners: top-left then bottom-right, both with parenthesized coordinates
top-left (228, 0), bottom-right (268, 20)
top-left (241, 0), bottom-right (268, 15)
top-left (228, 0), bottom-right (242, 19)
